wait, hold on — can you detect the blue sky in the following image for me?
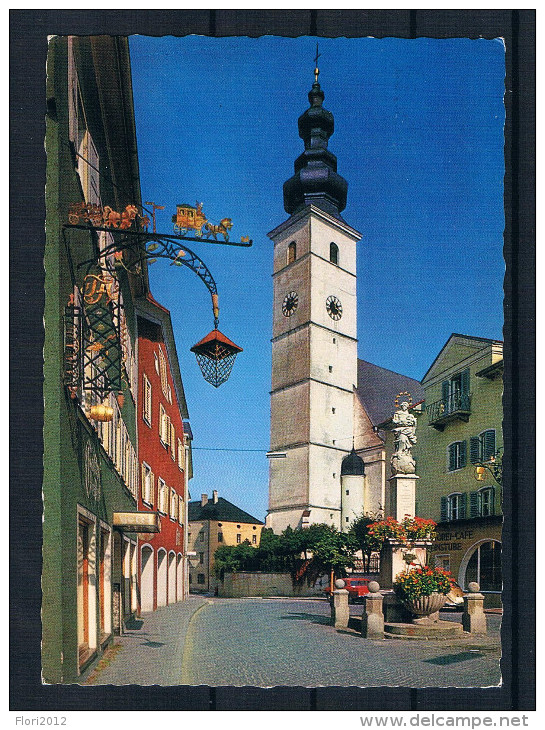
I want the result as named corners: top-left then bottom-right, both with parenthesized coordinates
top-left (129, 35), bottom-right (505, 521)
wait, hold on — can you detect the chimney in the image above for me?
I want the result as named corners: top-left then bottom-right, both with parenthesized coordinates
top-left (213, 490), bottom-right (218, 504)
top-left (201, 494), bottom-right (208, 507)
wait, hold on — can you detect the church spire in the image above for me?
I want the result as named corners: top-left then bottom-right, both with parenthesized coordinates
top-left (283, 50), bottom-right (348, 219)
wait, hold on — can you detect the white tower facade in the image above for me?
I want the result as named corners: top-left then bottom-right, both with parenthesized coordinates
top-left (267, 207), bottom-right (360, 532)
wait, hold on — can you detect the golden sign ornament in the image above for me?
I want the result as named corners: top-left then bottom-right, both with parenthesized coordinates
top-left (83, 273), bottom-right (119, 306)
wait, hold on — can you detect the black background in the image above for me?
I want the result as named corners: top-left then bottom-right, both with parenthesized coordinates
top-left (10, 9), bottom-right (535, 712)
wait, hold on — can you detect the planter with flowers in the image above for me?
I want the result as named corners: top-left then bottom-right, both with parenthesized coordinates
top-left (393, 565), bottom-right (455, 624)
top-left (366, 516), bottom-right (438, 589)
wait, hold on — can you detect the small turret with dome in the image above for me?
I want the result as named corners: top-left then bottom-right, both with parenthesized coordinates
top-left (341, 446), bottom-right (366, 531)
top-left (341, 448), bottom-right (365, 477)
top-left (283, 46), bottom-right (348, 220)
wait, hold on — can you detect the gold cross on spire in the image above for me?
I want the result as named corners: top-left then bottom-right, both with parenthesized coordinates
top-left (314, 43), bottom-right (321, 83)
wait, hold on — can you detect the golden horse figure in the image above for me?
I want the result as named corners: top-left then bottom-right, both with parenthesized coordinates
top-left (203, 217), bottom-right (233, 242)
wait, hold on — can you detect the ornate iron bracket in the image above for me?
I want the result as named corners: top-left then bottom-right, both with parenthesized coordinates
top-left (473, 447), bottom-right (503, 486)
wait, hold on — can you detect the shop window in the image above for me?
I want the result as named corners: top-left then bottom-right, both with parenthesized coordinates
top-left (465, 541), bottom-right (501, 591)
top-left (448, 441), bottom-right (467, 471)
top-left (287, 241), bottom-right (297, 265)
top-left (330, 242), bottom-right (339, 265)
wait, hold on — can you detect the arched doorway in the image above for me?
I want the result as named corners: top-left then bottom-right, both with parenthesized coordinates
top-left (140, 545), bottom-right (154, 613)
top-left (459, 539), bottom-right (502, 592)
top-left (168, 551), bottom-right (176, 604)
top-left (157, 549), bottom-right (167, 607)
top-left (176, 553), bottom-right (184, 601)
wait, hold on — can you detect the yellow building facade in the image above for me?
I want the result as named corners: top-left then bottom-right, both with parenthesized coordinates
top-left (188, 491), bottom-right (263, 593)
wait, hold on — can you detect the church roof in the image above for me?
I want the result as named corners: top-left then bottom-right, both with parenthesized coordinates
top-left (188, 496), bottom-right (263, 525)
top-left (356, 359), bottom-right (425, 428)
top-left (283, 74), bottom-right (348, 220)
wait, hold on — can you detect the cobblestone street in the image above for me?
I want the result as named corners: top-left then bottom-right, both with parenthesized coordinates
top-left (86, 597), bottom-right (501, 688)
top-left (181, 598), bottom-right (501, 688)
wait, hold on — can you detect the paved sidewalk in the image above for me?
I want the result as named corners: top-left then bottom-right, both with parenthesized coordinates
top-left (83, 596), bottom-right (209, 686)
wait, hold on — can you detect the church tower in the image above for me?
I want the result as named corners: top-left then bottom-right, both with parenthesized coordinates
top-left (267, 63), bottom-right (361, 533)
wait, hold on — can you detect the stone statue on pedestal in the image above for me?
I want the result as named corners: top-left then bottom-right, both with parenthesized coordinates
top-left (390, 402), bottom-right (417, 475)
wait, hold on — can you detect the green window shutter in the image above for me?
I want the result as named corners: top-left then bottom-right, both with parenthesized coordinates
top-left (489, 486), bottom-right (496, 516)
top-left (442, 380), bottom-right (449, 403)
top-left (459, 440), bottom-right (467, 468)
top-left (448, 444), bottom-right (456, 471)
top-left (440, 496), bottom-right (448, 522)
top-left (470, 436), bottom-right (481, 464)
top-left (469, 491), bottom-right (479, 518)
top-left (483, 429), bottom-right (496, 461)
top-left (459, 492), bottom-right (467, 519)
top-left (461, 368), bottom-right (470, 394)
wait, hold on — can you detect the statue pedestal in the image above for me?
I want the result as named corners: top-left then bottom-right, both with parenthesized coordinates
top-left (388, 473), bottom-right (419, 521)
top-left (379, 539), bottom-right (432, 590)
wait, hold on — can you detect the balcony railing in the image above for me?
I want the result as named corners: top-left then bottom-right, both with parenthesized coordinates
top-left (427, 392), bottom-right (471, 430)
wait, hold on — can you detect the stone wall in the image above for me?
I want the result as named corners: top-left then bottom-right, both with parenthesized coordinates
top-left (218, 572), bottom-right (323, 598)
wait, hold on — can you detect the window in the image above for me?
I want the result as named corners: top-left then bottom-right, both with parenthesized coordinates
top-left (143, 374), bottom-right (152, 426)
top-left (170, 488), bottom-right (177, 520)
top-left (441, 492), bottom-right (466, 521)
top-left (345, 490), bottom-right (349, 496)
top-left (332, 407), bottom-right (336, 414)
top-left (157, 479), bottom-right (167, 515)
top-left (159, 403), bottom-right (166, 444)
top-left (170, 421), bottom-right (176, 460)
top-left (470, 430), bottom-right (496, 464)
top-left (345, 517), bottom-right (349, 523)
top-left (470, 486), bottom-right (495, 517)
top-left (434, 554), bottom-right (451, 572)
top-left (217, 532), bottom-right (223, 543)
top-left (287, 241), bottom-right (297, 265)
top-left (236, 534), bottom-right (241, 544)
top-left (330, 242), bottom-right (339, 265)
top-left (448, 441), bottom-right (467, 471)
top-left (178, 495), bottom-right (184, 525)
top-left (252, 534), bottom-right (257, 544)
top-left (329, 366), bottom-right (333, 373)
top-left (177, 438), bottom-right (184, 471)
top-left (199, 552), bottom-right (204, 565)
top-left (465, 541), bottom-right (501, 591)
top-left (441, 368), bottom-right (470, 414)
top-left (158, 347), bottom-right (168, 397)
top-left (141, 462), bottom-right (154, 506)
top-left (197, 574), bottom-right (205, 584)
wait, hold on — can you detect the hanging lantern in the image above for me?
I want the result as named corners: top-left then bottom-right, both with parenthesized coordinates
top-left (190, 329), bottom-right (242, 388)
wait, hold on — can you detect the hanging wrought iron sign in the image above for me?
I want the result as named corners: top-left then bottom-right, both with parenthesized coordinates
top-left (65, 198), bottom-right (249, 388)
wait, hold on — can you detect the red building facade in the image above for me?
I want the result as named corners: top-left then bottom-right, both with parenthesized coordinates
top-left (136, 295), bottom-right (191, 612)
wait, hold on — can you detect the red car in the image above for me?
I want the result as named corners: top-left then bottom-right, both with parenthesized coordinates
top-left (324, 576), bottom-right (371, 603)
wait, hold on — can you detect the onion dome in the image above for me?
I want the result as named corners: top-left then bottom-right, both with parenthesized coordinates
top-left (341, 448), bottom-right (365, 476)
top-left (283, 76), bottom-right (348, 219)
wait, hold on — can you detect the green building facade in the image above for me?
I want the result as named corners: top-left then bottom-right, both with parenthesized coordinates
top-left (413, 334), bottom-right (503, 607)
top-left (44, 35), bottom-right (146, 682)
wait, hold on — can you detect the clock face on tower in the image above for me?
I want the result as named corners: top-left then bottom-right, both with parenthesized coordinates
top-left (326, 295), bottom-right (343, 321)
top-left (282, 291), bottom-right (299, 317)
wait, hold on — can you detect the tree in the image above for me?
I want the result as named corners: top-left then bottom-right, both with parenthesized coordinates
top-left (349, 513), bottom-right (383, 572)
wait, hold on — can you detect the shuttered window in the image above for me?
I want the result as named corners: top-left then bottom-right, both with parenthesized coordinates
top-left (170, 421), bottom-right (176, 459)
top-left (141, 463), bottom-right (154, 506)
top-left (470, 430), bottom-right (496, 463)
top-left (157, 479), bottom-right (167, 515)
top-left (442, 492), bottom-right (467, 521)
top-left (143, 373), bottom-right (152, 426)
top-left (170, 488), bottom-right (177, 520)
top-left (470, 487), bottom-right (495, 517)
top-left (448, 441), bottom-right (467, 471)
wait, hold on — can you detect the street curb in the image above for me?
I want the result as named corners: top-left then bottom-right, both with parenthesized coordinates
top-left (179, 599), bottom-right (212, 685)
top-left (169, 598), bottom-right (210, 685)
